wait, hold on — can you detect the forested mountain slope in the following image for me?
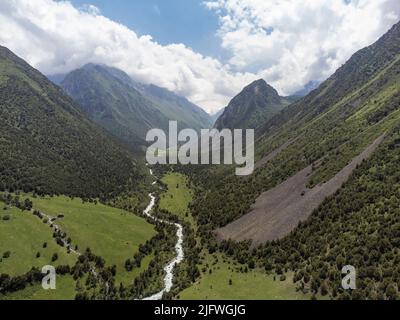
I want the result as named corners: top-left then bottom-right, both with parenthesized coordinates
top-left (0, 46), bottom-right (146, 199)
top-left (132, 81), bottom-right (212, 132)
top-left (180, 20), bottom-right (400, 299)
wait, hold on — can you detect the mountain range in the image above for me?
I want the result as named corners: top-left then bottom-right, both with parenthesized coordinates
top-left (54, 65), bottom-right (211, 152)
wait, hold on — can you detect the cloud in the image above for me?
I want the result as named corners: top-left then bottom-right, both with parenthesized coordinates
top-left (204, 0), bottom-right (400, 95)
top-left (80, 4), bottom-right (101, 16)
top-left (0, 0), bottom-right (398, 113)
top-left (0, 0), bottom-right (255, 113)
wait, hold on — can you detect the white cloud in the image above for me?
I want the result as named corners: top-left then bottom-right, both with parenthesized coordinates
top-left (0, 0), bottom-right (399, 113)
top-left (0, 0), bottom-right (256, 113)
top-left (80, 4), bottom-right (101, 16)
top-left (204, 0), bottom-right (400, 95)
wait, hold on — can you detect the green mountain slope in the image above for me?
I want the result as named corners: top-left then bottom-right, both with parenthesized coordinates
top-left (97, 65), bottom-right (212, 131)
top-left (192, 20), bottom-right (400, 235)
top-left (61, 65), bottom-right (212, 153)
top-left (214, 79), bottom-right (290, 131)
top-left (60, 64), bottom-right (169, 153)
top-left (132, 82), bottom-right (212, 132)
top-left (181, 21), bottom-right (400, 299)
top-left (0, 46), bottom-right (145, 199)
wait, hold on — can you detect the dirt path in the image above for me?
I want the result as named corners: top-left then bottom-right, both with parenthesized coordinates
top-left (216, 134), bottom-right (385, 245)
top-left (33, 210), bottom-right (106, 289)
top-left (31, 209), bottom-right (81, 256)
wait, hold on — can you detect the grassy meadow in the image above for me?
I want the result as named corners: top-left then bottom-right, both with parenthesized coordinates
top-left (0, 202), bottom-right (76, 276)
top-left (179, 254), bottom-right (308, 300)
top-left (0, 194), bottom-right (158, 300)
top-left (159, 173), bottom-right (195, 227)
top-left (158, 172), bottom-right (306, 300)
top-left (1, 276), bottom-right (76, 300)
top-left (25, 195), bottom-right (157, 286)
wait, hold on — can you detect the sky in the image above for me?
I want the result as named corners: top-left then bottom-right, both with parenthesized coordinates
top-left (69, 0), bottom-right (225, 59)
top-left (0, 0), bottom-right (399, 113)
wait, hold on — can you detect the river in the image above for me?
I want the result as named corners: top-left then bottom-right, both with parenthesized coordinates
top-left (142, 169), bottom-right (185, 300)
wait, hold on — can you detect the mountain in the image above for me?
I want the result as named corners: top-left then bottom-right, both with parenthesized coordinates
top-left (0, 46), bottom-right (146, 199)
top-left (130, 81), bottom-right (212, 132)
top-left (61, 64), bottom-right (169, 153)
top-left (60, 65), bottom-right (212, 153)
top-left (100, 64), bottom-right (212, 130)
top-left (201, 20), bottom-right (400, 241)
top-left (47, 73), bottom-right (66, 86)
top-left (185, 21), bottom-right (400, 299)
top-left (211, 108), bottom-right (225, 125)
top-left (292, 80), bottom-right (320, 97)
top-left (214, 79), bottom-right (290, 131)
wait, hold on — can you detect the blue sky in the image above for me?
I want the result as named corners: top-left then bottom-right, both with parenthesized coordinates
top-left (70, 0), bottom-right (225, 60)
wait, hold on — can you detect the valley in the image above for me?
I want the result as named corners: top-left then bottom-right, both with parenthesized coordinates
top-left (1, 16), bottom-right (400, 302)
top-left (142, 169), bottom-right (185, 300)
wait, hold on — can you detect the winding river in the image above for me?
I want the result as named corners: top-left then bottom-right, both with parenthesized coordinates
top-left (142, 169), bottom-right (185, 300)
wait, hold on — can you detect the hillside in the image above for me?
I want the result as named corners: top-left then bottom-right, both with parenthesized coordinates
top-left (132, 82), bottom-right (212, 132)
top-left (60, 64), bottom-right (169, 153)
top-left (0, 46), bottom-right (145, 199)
top-left (182, 20), bottom-right (400, 299)
top-left (214, 79), bottom-right (290, 131)
top-left (97, 65), bottom-right (212, 131)
top-left (61, 65), bottom-right (212, 153)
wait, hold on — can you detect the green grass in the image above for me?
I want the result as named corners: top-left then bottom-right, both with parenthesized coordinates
top-left (25, 195), bottom-right (157, 286)
top-left (0, 203), bottom-right (76, 276)
top-left (159, 173), bottom-right (195, 227)
top-left (1, 275), bottom-right (76, 300)
top-left (0, 60), bottom-right (43, 93)
top-left (179, 254), bottom-right (308, 300)
top-left (160, 173), bottom-right (307, 300)
top-left (115, 253), bottom-right (154, 287)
